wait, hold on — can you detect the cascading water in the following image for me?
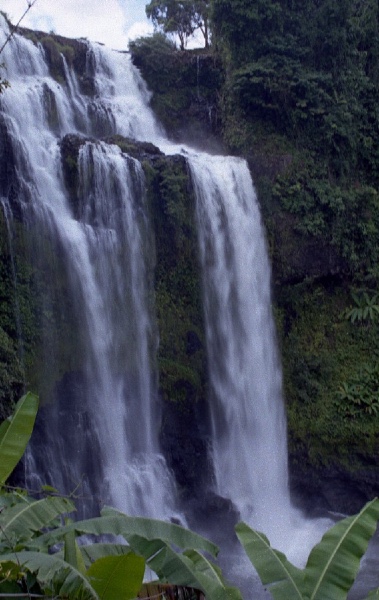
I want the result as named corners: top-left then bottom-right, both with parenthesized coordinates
top-left (189, 155), bottom-right (289, 525)
top-left (189, 155), bottom-right (330, 565)
top-left (0, 12), bottom-right (330, 580)
top-left (0, 16), bottom-right (177, 521)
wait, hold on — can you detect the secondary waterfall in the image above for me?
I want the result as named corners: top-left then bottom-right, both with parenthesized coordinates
top-left (189, 154), bottom-right (289, 529)
top-left (0, 15), bottom-right (327, 567)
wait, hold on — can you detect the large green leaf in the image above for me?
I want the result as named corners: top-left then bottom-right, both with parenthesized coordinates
top-left (128, 534), bottom-right (241, 600)
top-left (366, 589), bottom-right (379, 599)
top-left (87, 553), bottom-right (145, 600)
top-left (101, 506), bottom-right (219, 555)
top-left (31, 508), bottom-right (218, 557)
top-left (184, 549), bottom-right (243, 600)
top-left (0, 551), bottom-right (99, 600)
top-left (0, 495), bottom-right (74, 548)
top-left (64, 530), bottom-right (87, 575)
top-left (79, 543), bottom-right (134, 569)
top-left (304, 498), bottom-right (379, 600)
top-left (0, 392), bottom-right (39, 485)
top-left (235, 522), bottom-right (304, 600)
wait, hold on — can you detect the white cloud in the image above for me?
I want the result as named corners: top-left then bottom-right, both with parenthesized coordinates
top-left (126, 20), bottom-right (153, 41)
top-left (0, 0), bottom-right (204, 50)
top-left (1, 0), bottom-right (151, 49)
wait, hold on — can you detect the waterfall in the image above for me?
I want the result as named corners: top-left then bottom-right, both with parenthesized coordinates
top-left (189, 154), bottom-right (289, 527)
top-left (188, 155), bottom-right (330, 563)
top-left (0, 14), bottom-right (329, 568)
top-left (0, 17), bottom-right (177, 520)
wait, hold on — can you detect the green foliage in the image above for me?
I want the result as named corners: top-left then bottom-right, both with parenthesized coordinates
top-left (144, 157), bottom-right (205, 404)
top-left (0, 392), bottom-right (38, 484)
top-left (212, 0), bottom-right (379, 194)
top-left (146, 0), bottom-right (210, 49)
top-left (0, 326), bottom-right (24, 420)
top-left (1, 397), bottom-right (379, 599)
top-left (36, 35), bottom-right (76, 84)
top-left (342, 290), bottom-right (379, 324)
top-left (236, 498), bottom-right (379, 600)
top-left (277, 282), bottom-right (379, 473)
top-left (336, 363), bottom-right (379, 418)
top-left (0, 399), bottom-right (237, 600)
top-left (146, 0), bottom-right (196, 50)
top-left (271, 156), bottom-right (379, 276)
top-left (236, 523), bottom-right (303, 600)
top-left (129, 35), bottom-right (223, 138)
top-left (86, 554), bottom-right (145, 600)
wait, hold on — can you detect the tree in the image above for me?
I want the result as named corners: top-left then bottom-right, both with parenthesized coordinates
top-left (146, 0), bottom-right (195, 50)
top-left (193, 1), bottom-right (210, 48)
top-left (145, 0), bottom-right (210, 49)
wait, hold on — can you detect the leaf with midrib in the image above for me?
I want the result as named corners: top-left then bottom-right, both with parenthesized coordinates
top-left (31, 507), bottom-right (219, 557)
top-left (129, 535), bottom-right (241, 600)
top-left (0, 393), bottom-right (39, 484)
top-left (304, 498), bottom-right (379, 600)
top-left (0, 496), bottom-right (74, 545)
top-left (0, 551), bottom-right (99, 600)
top-left (235, 522), bottom-right (304, 600)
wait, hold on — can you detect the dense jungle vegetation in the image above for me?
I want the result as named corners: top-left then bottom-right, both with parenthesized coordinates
top-left (132, 0), bottom-right (379, 508)
top-left (1, 395), bottom-right (379, 600)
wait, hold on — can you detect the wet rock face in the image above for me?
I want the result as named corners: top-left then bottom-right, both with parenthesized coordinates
top-left (59, 133), bottom-right (164, 219)
top-left (0, 118), bottom-right (19, 211)
top-left (290, 456), bottom-right (379, 515)
top-left (160, 394), bottom-right (212, 495)
top-left (20, 27), bottom-right (94, 94)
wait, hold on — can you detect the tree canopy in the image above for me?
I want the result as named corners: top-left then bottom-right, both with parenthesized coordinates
top-left (145, 0), bottom-right (210, 49)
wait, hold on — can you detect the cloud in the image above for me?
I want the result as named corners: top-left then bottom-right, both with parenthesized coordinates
top-left (1, 0), bottom-right (150, 49)
top-left (126, 20), bottom-right (153, 41)
top-left (0, 0), bottom-right (203, 50)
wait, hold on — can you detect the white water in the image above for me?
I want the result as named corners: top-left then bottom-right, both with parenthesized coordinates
top-left (189, 154), bottom-right (330, 564)
top-left (0, 14), bottom-right (330, 571)
top-left (0, 17), bottom-right (177, 521)
top-left (189, 156), bottom-right (289, 519)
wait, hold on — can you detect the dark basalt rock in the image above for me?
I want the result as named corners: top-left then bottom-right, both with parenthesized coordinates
top-left (103, 134), bottom-right (163, 160)
top-left (160, 394), bottom-right (212, 495)
top-left (290, 453), bottom-right (379, 515)
top-left (19, 27), bottom-right (95, 94)
top-left (60, 133), bottom-right (165, 219)
top-left (0, 117), bottom-right (21, 216)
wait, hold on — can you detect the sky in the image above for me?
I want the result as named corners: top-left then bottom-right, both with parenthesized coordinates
top-left (1, 0), bottom-right (154, 50)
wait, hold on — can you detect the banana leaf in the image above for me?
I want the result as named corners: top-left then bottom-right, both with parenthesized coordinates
top-left (0, 392), bottom-right (39, 484)
top-left (78, 543), bottom-right (134, 568)
top-left (235, 522), bottom-right (304, 600)
top-left (64, 530), bottom-right (87, 575)
top-left (0, 495), bottom-right (74, 548)
top-left (129, 534), bottom-right (242, 600)
top-left (30, 508), bottom-right (218, 557)
top-left (304, 498), bottom-right (379, 600)
top-left (0, 551), bottom-right (99, 600)
top-left (87, 553), bottom-right (145, 600)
